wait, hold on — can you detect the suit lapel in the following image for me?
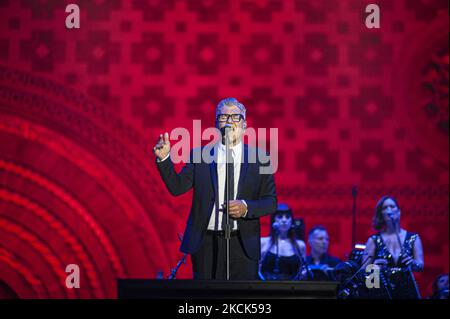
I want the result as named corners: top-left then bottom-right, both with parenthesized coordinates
top-left (209, 146), bottom-right (218, 199)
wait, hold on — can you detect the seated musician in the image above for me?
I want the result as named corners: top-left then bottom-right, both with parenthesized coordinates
top-left (306, 225), bottom-right (341, 280)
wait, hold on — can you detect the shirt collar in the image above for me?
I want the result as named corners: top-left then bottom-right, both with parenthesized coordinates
top-left (218, 141), bottom-right (243, 158)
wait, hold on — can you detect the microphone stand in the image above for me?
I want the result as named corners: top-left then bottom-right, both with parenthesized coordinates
top-left (168, 233), bottom-right (188, 280)
top-left (224, 126), bottom-right (232, 281)
top-left (273, 229), bottom-right (280, 277)
top-left (168, 253), bottom-right (188, 280)
top-left (298, 250), bottom-right (314, 280)
top-left (351, 185), bottom-right (357, 249)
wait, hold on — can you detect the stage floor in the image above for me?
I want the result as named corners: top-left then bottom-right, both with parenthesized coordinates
top-left (117, 279), bottom-right (338, 299)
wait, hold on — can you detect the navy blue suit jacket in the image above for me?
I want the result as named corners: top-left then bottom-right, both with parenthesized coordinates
top-left (156, 144), bottom-right (277, 261)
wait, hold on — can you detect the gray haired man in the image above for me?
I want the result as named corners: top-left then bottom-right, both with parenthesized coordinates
top-left (154, 97), bottom-right (277, 280)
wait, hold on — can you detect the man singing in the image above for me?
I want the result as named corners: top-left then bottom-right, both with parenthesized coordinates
top-left (153, 97), bottom-right (277, 280)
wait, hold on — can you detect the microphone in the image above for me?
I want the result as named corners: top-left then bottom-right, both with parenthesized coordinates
top-left (272, 221), bottom-right (280, 230)
top-left (220, 124), bottom-right (233, 136)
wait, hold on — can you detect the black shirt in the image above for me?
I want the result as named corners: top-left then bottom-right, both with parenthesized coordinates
top-left (306, 254), bottom-right (341, 267)
top-left (261, 252), bottom-right (301, 280)
top-left (306, 254), bottom-right (341, 281)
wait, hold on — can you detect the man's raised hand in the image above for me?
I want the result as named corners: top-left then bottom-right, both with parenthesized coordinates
top-left (153, 132), bottom-right (171, 160)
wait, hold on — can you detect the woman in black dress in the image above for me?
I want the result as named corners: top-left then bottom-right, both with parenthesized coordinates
top-left (361, 195), bottom-right (424, 299)
top-left (259, 204), bottom-right (307, 280)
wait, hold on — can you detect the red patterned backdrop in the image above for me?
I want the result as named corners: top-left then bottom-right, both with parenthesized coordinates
top-left (0, 0), bottom-right (448, 298)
